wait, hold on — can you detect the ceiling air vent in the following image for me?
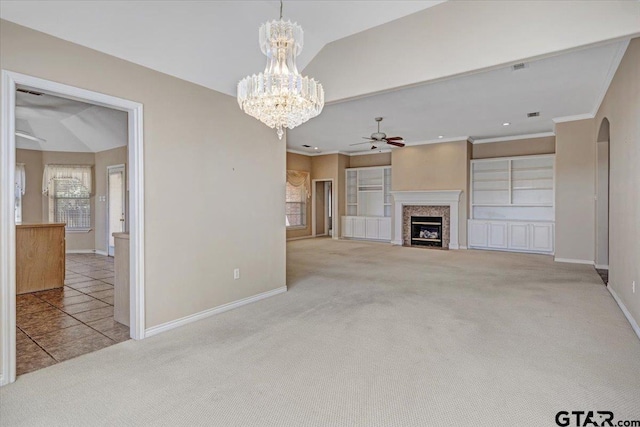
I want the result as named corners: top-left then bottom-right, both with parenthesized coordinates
top-left (302, 144), bottom-right (311, 148)
top-left (512, 63), bottom-right (526, 71)
top-left (527, 112), bottom-right (540, 118)
top-left (17, 88), bottom-right (44, 96)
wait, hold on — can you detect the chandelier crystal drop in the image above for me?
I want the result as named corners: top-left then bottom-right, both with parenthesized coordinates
top-left (237, 18), bottom-right (324, 140)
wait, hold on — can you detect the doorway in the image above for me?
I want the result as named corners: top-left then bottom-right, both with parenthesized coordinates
top-left (312, 179), bottom-right (333, 237)
top-left (0, 71), bottom-right (145, 385)
top-left (595, 118), bottom-right (610, 277)
top-left (107, 165), bottom-right (126, 256)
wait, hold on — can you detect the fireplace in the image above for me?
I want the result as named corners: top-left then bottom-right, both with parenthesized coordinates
top-left (411, 216), bottom-right (443, 247)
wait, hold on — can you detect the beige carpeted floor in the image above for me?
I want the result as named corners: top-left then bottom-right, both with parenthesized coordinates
top-left (1, 239), bottom-right (639, 426)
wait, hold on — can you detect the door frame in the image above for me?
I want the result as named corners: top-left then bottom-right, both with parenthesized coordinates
top-left (107, 164), bottom-right (126, 257)
top-left (0, 70), bottom-right (146, 386)
top-left (311, 179), bottom-right (334, 238)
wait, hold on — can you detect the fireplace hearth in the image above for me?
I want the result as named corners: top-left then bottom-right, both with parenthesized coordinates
top-left (410, 216), bottom-right (443, 247)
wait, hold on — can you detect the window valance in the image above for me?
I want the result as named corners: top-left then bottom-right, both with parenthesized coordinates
top-left (42, 164), bottom-right (93, 195)
top-left (286, 170), bottom-right (310, 199)
top-left (15, 163), bottom-right (26, 197)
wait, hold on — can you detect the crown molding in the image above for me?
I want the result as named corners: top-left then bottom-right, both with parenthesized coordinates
top-left (470, 131), bottom-right (555, 144)
top-left (552, 113), bottom-right (595, 124)
top-left (591, 39), bottom-right (630, 117)
top-left (403, 136), bottom-right (470, 146)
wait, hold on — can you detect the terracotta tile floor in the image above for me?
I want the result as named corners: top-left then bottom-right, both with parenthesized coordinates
top-left (16, 253), bottom-right (130, 376)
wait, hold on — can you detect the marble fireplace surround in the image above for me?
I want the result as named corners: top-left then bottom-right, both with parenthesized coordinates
top-left (389, 190), bottom-right (462, 249)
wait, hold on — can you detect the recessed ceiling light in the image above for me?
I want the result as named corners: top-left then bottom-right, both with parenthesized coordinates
top-left (314, 147), bottom-right (318, 150)
top-left (438, 135), bottom-right (444, 139)
top-left (502, 122), bottom-right (511, 126)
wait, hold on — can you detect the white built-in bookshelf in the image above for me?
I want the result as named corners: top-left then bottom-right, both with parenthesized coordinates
top-left (469, 154), bottom-right (555, 254)
top-left (344, 166), bottom-right (392, 241)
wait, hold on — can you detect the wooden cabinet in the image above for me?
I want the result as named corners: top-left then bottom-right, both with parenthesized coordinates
top-left (16, 223), bottom-right (66, 294)
top-left (343, 166), bottom-right (392, 242)
top-left (468, 220), bottom-right (554, 254)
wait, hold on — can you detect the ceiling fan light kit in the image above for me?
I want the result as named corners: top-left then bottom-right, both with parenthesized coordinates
top-left (350, 117), bottom-right (406, 150)
top-left (237, 1), bottom-right (324, 140)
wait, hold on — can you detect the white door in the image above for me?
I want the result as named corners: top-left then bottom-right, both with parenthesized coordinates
top-left (365, 218), bottom-right (379, 239)
top-left (508, 223), bottom-right (529, 250)
top-left (488, 222), bottom-right (508, 248)
top-left (342, 217), bottom-right (353, 238)
top-left (530, 223), bottom-right (554, 253)
top-left (107, 165), bottom-right (126, 256)
top-left (378, 218), bottom-right (391, 241)
top-left (468, 220), bottom-right (489, 248)
top-left (353, 217), bottom-right (366, 238)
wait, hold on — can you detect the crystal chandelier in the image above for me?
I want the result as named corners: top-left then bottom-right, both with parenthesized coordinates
top-left (237, 1), bottom-right (324, 139)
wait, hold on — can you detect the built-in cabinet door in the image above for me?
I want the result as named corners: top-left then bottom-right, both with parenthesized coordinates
top-left (488, 222), bottom-right (508, 248)
top-left (378, 218), bottom-right (391, 240)
top-left (342, 217), bottom-right (353, 238)
top-left (468, 221), bottom-right (489, 248)
top-left (508, 223), bottom-right (529, 250)
top-left (353, 217), bottom-right (366, 238)
top-left (530, 222), bottom-right (554, 252)
top-left (365, 218), bottom-right (379, 239)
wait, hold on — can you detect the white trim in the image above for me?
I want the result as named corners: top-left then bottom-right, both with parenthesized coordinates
top-left (595, 264), bottom-right (609, 270)
top-left (607, 284), bottom-right (640, 341)
top-left (471, 153), bottom-right (555, 163)
top-left (106, 163), bottom-right (126, 257)
top-left (403, 136), bottom-right (470, 147)
top-left (471, 132), bottom-right (555, 145)
top-left (145, 286), bottom-right (287, 337)
top-left (458, 245), bottom-right (468, 250)
top-left (0, 70), bottom-right (145, 386)
top-left (348, 148), bottom-right (392, 156)
top-left (389, 190), bottom-right (462, 249)
top-left (592, 39), bottom-right (629, 116)
top-left (286, 235), bottom-right (314, 241)
top-left (552, 113), bottom-right (595, 124)
top-left (554, 257), bottom-right (594, 265)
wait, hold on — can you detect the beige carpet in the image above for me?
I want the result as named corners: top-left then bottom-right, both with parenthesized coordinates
top-left (2, 239), bottom-right (639, 426)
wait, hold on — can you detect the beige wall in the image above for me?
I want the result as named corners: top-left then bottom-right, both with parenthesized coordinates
top-left (472, 136), bottom-right (555, 159)
top-left (594, 37), bottom-right (640, 327)
top-left (555, 119), bottom-right (596, 262)
top-left (15, 149), bottom-right (43, 223)
top-left (348, 152), bottom-right (391, 168)
top-left (1, 18), bottom-right (286, 380)
top-left (94, 146), bottom-right (128, 252)
top-left (286, 152), bottom-right (312, 239)
top-left (392, 141), bottom-right (469, 246)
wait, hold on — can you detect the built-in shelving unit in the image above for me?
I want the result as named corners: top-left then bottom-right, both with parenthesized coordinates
top-left (469, 154), bottom-right (555, 254)
top-left (343, 166), bottom-right (392, 241)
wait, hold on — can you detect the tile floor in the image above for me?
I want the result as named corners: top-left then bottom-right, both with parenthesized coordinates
top-left (16, 253), bottom-right (129, 376)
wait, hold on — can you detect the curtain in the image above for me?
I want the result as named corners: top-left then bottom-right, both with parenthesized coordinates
top-left (286, 170), bottom-right (310, 199)
top-left (42, 164), bottom-right (93, 195)
top-left (15, 163), bottom-right (26, 197)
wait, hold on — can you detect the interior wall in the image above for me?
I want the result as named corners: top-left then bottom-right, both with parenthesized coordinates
top-left (594, 37), bottom-right (639, 328)
top-left (472, 136), bottom-right (555, 159)
top-left (94, 146), bottom-right (128, 252)
top-left (1, 17), bottom-right (286, 369)
top-left (391, 140), bottom-right (469, 247)
top-left (286, 152), bottom-right (312, 239)
top-left (15, 149), bottom-right (42, 223)
top-left (554, 119), bottom-right (596, 262)
top-left (595, 141), bottom-right (609, 268)
top-left (348, 152), bottom-right (391, 168)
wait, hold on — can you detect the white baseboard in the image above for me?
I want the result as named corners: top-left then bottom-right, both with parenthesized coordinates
top-left (0, 374), bottom-right (5, 387)
top-left (145, 286), bottom-right (287, 338)
top-left (449, 243), bottom-right (460, 249)
top-left (607, 284), bottom-right (640, 341)
top-left (554, 257), bottom-right (594, 265)
top-left (594, 264), bottom-right (609, 270)
top-left (65, 249), bottom-right (109, 256)
top-left (458, 245), bottom-right (468, 250)
top-left (286, 235), bottom-right (314, 242)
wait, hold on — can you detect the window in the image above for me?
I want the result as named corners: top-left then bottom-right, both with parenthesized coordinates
top-left (286, 170), bottom-right (310, 228)
top-left (15, 163), bottom-right (25, 224)
top-left (43, 165), bottom-right (92, 230)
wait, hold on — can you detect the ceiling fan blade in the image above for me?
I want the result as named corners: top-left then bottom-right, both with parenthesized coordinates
top-left (350, 141), bottom-right (374, 146)
top-left (386, 141), bottom-right (405, 147)
top-left (385, 136), bottom-right (404, 141)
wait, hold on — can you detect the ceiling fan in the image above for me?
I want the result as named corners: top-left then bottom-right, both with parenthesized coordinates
top-left (350, 117), bottom-right (405, 150)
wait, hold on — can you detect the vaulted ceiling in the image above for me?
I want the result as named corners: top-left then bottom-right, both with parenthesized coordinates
top-left (2, 1), bottom-right (639, 154)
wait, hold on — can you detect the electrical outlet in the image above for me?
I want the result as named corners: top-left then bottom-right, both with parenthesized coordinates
top-left (234, 268), bottom-right (240, 280)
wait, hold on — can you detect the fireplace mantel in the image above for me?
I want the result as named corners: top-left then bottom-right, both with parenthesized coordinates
top-left (390, 190), bottom-right (462, 249)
